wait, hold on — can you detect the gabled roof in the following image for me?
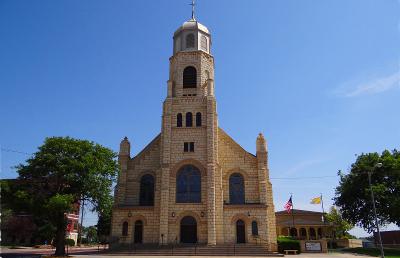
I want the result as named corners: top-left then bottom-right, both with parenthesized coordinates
top-left (218, 127), bottom-right (256, 158)
top-left (131, 133), bottom-right (161, 162)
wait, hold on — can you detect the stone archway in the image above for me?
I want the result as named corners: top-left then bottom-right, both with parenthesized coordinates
top-left (134, 220), bottom-right (143, 243)
top-left (236, 219), bottom-right (246, 243)
top-left (180, 216), bottom-right (197, 243)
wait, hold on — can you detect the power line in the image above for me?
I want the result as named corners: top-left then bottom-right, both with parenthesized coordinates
top-left (0, 148), bottom-right (339, 180)
top-left (1, 148), bottom-right (32, 156)
top-left (270, 176), bottom-right (337, 180)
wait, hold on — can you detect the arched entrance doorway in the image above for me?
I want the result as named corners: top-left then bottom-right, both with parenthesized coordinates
top-left (290, 227), bottom-right (298, 237)
top-left (310, 228), bottom-right (316, 240)
top-left (236, 219), bottom-right (246, 243)
top-left (134, 220), bottom-right (143, 243)
top-left (300, 228), bottom-right (307, 239)
top-left (180, 216), bottom-right (197, 243)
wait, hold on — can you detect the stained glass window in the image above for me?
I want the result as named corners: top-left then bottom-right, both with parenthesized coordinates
top-left (186, 112), bottom-right (193, 127)
top-left (176, 165), bottom-right (201, 203)
top-left (252, 221), bottom-right (258, 236)
top-left (139, 174), bottom-right (154, 206)
top-left (229, 173), bottom-right (245, 204)
top-left (177, 113), bottom-right (182, 127)
top-left (196, 112), bottom-right (201, 127)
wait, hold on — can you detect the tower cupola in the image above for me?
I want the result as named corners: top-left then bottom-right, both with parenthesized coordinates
top-left (173, 19), bottom-right (211, 54)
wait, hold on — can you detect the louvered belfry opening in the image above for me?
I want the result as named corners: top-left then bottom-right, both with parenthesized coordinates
top-left (183, 66), bottom-right (197, 88)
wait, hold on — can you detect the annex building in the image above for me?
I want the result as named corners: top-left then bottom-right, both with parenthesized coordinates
top-left (111, 14), bottom-right (277, 251)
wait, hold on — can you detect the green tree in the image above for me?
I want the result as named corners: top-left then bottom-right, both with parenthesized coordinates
top-left (325, 206), bottom-right (353, 239)
top-left (97, 194), bottom-right (113, 243)
top-left (85, 226), bottom-right (98, 244)
top-left (15, 137), bottom-right (119, 255)
top-left (333, 150), bottom-right (400, 233)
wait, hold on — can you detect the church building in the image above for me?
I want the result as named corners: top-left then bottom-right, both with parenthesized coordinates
top-left (111, 11), bottom-right (277, 251)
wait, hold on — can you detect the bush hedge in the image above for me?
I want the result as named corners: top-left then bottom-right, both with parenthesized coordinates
top-left (65, 238), bottom-right (75, 246)
top-left (277, 236), bottom-right (301, 254)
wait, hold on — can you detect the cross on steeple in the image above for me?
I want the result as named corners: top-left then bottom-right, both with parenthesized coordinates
top-left (190, 0), bottom-right (196, 20)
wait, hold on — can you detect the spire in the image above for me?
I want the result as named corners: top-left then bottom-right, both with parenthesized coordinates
top-left (256, 133), bottom-right (267, 152)
top-left (190, 0), bottom-right (196, 20)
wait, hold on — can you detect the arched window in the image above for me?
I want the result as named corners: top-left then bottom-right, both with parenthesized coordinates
top-left (176, 165), bottom-right (201, 203)
top-left (177, 113), bottom-right (182, 127)
top-left (309, 228), bottom-right (316, 240)
top-left (196, 112), bottom-right (201, 127)
top-left (300, 228), bottom-right (307, 239)
top-left (200, 35), bottom-right (207, 51)
top-left (186, 112), bottom-right (193, 127)
top-left (139, 174), bottom-right (154, 206)
top-left (229, 173), bottom-right (245, 204)
top-left (290, 228), bottom-right (298, 237)
top-left (122, 221), bottom-right (128, 236)
top-left (183, 66), bottom-right (197, 88)
top-left (317, 228), bottom-right (322, 239)
top-left (186, 33), bottom-right (195, 48)
top-left (251, 221), bottom-right (258, 236)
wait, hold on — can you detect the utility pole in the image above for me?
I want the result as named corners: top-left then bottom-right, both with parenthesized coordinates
top-left (78, 198), bottom-right (85, 246)
top-left (368, 163), bottom-right (385, 258)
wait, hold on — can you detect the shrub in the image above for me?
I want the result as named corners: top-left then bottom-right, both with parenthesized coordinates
top-left (277, 236), bottom-right (301, 254)
top-left (65, 238), bottom-right (75, 246)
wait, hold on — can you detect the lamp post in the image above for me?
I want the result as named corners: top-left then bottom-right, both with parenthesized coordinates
top-left (368, 162), bottom-right (385, 258)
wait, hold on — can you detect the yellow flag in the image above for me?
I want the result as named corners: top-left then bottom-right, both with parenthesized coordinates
top-left (311, 196), bottom-right (321, 204)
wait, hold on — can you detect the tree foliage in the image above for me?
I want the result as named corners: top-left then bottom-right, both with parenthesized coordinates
top-left (97, 194), bottom-right (113, 243)
top-left (325, 206), bottom-right (353, 239)
top-left (82, 225), bottom-right (98, 244)
top-left (14, 137), bottom-right (118, 255)
top-left (334, 150), bottom-right (400, 233)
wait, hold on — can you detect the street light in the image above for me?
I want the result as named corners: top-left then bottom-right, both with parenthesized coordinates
top-left (368, 162), bottom-right (385, 258)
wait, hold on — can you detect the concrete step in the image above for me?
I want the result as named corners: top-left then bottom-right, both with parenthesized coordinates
top-left (111, 244), bottom-right (283, 256)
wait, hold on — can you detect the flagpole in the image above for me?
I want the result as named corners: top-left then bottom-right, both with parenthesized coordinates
top-left (291, 194), bottom-right (295, 237)
top-left (321, 193), bottom-right (327, 239)
top-left (321, 193), bottom-right (325, 214)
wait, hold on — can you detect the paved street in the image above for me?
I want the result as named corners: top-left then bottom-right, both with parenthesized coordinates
top-left (72, 254), bottom-right (369, 258)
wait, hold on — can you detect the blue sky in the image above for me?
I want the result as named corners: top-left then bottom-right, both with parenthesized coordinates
top-left (1, 0), bottom-right (399, 236)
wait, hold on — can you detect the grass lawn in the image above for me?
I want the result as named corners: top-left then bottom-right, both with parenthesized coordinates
top-left (342, 247), bottom-right (400, 258)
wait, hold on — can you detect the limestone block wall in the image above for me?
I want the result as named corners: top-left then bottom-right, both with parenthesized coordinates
top-left (218, 129), bottom-right (260, 204)
top-left (124, 135), bottom-right (161, 205)
top-left (169, 51), bottom-right (214, 97)
top-left (111, 208), bottom-right (159, 244)
top-left (166, 158), bottom-right (208, 243)
top-left (223, 206), bottom-right (270, 244)
top-left (167, 209), bottom-right (208, 244)
top-left (111, 135), bottom-right (162, 244)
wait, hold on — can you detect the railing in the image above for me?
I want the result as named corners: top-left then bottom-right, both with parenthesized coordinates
top-left (113, 240), bottom-right (277, 256)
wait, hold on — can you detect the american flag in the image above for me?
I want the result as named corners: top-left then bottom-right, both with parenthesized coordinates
top-left (284, 196), bottom-right (293, 213)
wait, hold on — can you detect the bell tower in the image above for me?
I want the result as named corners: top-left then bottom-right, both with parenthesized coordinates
top-left (159, 11), bottom-right (219, 245)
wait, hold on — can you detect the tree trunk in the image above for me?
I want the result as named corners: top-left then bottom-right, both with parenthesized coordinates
top-left (54, 225), bottom-right (66, 256)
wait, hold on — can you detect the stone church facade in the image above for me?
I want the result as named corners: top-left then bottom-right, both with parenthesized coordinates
top-left (111, 17), bottom-right (277, 251)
